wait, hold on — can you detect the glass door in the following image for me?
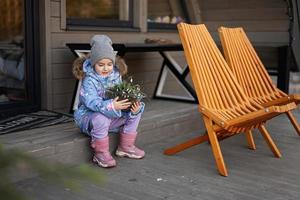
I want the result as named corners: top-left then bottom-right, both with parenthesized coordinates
top-left (0, 0), bottom-right (40, 119)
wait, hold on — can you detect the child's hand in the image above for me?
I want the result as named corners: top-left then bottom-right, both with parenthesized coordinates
top-left (113, 97), bottom-right (131, 110)
top-left (131, 101), bottom-right (141, 114)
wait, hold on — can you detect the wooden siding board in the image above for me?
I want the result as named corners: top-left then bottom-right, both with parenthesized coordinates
top-left (126, 57), bottom-right (163, 73)
top-left (51, 48), bottom-right (76, 64)
top-left (40, 0), bottom-right (54, 110)
top-left (60, 0), bottom-right (66, 30)
top-left (210, 31), bottom-right (289, 46)
top-left (127, 63), bottom-right (161, 74)
top-left (201, 8), bottom-right (288, 21)
top-left (205, 20), bottom-right (289, 32)
top-left (52, 64), bottom-right (73, 79)
top-left (198, 0), bottom-right (287, 9)
top-left (231, 32), bottom-right (289, 46)
top-left (131, 71), bottom-right (160, 84)
top-left (53, 78), bottom-right (76, 95)
top-left (51, 17), bottom-right (64, 33)
top-left (124, 52), bottom-right (165, 60)
top-left (52, 93), bottom-right (73, 110)
top-left (227, 0), bottom-right (287, 9)
top-left (50, 1), bottom-right (60, 17)
top-left (140, 83), bottom-right (156, 97)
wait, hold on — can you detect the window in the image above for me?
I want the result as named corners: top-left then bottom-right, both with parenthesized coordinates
top-left (66, 0), bottom-right (133, 28)
top-left (147, 0), bottom-right (189, 29)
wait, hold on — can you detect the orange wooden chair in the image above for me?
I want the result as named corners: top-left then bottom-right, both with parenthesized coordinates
top-left (164, 23), bottom-right (297, 176)
top-left (218, 27), bottom-right (300, 146)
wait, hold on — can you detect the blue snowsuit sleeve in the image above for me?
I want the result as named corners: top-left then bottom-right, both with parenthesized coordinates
top-left (80, 78), bottom-right (122, 118)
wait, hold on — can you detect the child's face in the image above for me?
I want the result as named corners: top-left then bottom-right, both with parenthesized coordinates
top-left (94, 58), bottom-right (113, 77)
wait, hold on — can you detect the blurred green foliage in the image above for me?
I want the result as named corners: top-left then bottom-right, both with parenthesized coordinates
top-left (0, 144), bottom-right (103, 200)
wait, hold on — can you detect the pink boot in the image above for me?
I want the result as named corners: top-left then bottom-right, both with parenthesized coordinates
top-left (116, 132), bottom-right (145, 159)
top-left (91, 136), bottom-right (116, 168)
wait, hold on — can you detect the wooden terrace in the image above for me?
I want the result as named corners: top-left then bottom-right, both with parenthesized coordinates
top-left (1, 100), bottom-right (299, 200)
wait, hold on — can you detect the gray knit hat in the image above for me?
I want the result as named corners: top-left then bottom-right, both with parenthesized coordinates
top-left (90, 35), bottom-right (116, 66)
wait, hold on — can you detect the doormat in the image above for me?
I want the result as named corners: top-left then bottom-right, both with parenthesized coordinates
top-left (0, 110), bottom-right (74, 135)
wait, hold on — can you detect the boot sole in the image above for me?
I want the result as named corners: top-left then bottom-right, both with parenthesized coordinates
top-left (115, 150), bottom-right (144, 159)
top-left (92, 156), bottom-right (116, 168)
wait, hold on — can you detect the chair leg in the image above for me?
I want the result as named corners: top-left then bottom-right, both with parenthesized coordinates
top-left (204, 117), bottom-right (228, 177)
top-left (258, 125), bottom-right (281, 158)
top-left (245, 130), bottom-right (256, 150)
top-left (164, 134), bottom-right (208, 155)
top-left (286, 111), bottom-right (300, 136)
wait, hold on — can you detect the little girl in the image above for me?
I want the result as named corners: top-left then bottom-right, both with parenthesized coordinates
top-left (73, 35), bottom-right (145, 168)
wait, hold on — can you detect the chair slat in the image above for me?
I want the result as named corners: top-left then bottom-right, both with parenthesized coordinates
top-left (234, 29), bottom-right (278, 101)
top-left (200, 26), bottom-right (246, 107)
